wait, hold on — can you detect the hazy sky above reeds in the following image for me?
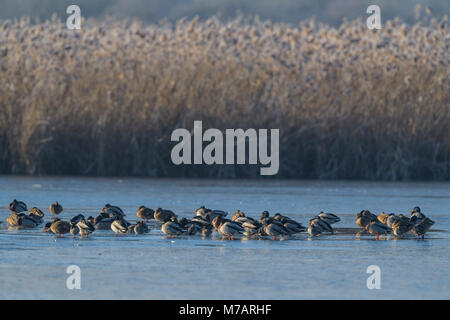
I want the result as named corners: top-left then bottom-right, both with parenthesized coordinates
top-left (0, 0), bottom-right (448, 25)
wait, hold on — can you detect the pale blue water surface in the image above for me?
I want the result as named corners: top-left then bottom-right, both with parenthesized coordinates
top-left (0, 176), bottom-right (449, 299)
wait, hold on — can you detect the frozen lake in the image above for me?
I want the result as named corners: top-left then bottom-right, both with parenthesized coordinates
top-left (0, 176), bottom-right (449, 299)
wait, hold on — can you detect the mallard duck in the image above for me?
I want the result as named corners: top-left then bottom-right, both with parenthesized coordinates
top-left (212, 216), bottom-right (244, 240)
top-left (317, 212), bottom-right (341, 224)
top-left (154, 207), bottom-right (177, 222)
top-left (410, 216), bottom-right (434, 239)
top-left (49, 202), bottom-right (63, 216)
top-left (6, 212), bottom-right (37, 228)
top-left (9, 199), bottom-right (27, 213)
top-left (7, 212), bottom-right (22, 226)
top-left (50, 220), bottom-right (71, 237)
top-left (70, 214), bottom-right (85, 225)
top-left (356, 210), bottom-right (377, 228)
top-left (195, 206), bottom-right (212, 218)
top-left (232, 210), bottom-right (246, 221)
top-left (18, 215), bottom-right (39, 229)
top-left (134, 221), bottom-right (149, 234)
top-left (392, 219), bottom-right (414, 237)
top-left (307, 224), bottom-right (323, 237)
top-left (28, 207), bottom-right (44, 224)
top-left (377, 212), bottom-right (389, 225)
top-left (93, 214), bottom-right (113, 230)
top-left (397, 214), bottom-right (410, 223)
top-left (136, 206), bottom-right (154, 222)
top-left (386, 214), bottom-right (399, 228)
top-left (111, 216), bottom-right (130, 234)
top-left (259, 211), bottom-right (270, 223)
top-left (161, 217), bottom-right (185, 238)
top-left (102, 204), bottom-right (125, 218)
top-left (273, 213), bottom-right (306, 231)
top-left (283, 222), bottom-right (305, 234)
top-left (410, 207), bottom-right (426, 224)
top-left (77, 218), bottom-right (96, 238)
top-left (261, 221), bottom-right (288, 240)
top-left (365, 221), bottom-right (392, 240)
top-left (309, 217), bottom-right (333, 233)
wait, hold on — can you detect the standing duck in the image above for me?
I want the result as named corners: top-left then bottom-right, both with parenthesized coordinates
top-left (161, 217), bottom-right (185, 238)
top-left (77, 218), bottom-right (96, 238)
top-left (136, 206), bottom-right (154, 222)
top-left (134, 221), bottom-right (150, 235)
top-left (410, 216), bottom-right (434, 239)
top-left (111, 216), bottom-right (130, 235)
top-left (391, 219), bottom-right (414, 237)
top-left (410, 207), bottom-right (426, 224)
top-left (154, 208), bottom-right (177, 223)
top-left (309, 217), bottom-right (333, 234)
top-left (260, 220), bottom-right (289, 240)
top-left (365, 221), bottom-right (391, 240)
top-left (9, 199), bottom-right (27, 213)
top-left (212, 216), bottom-right (244, 240)
top-left (49, 202), bottom-right (63, 216)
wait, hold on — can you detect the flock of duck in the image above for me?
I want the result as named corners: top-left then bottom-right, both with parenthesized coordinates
top-left (4, 200), bottom-right (435, 240)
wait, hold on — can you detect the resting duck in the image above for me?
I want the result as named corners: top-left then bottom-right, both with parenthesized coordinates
top-left (309, 217), bottom-right (333, 233)
top-left (77, 218), bottom-right (96, 238)
top-left (136, 206), bottom-right (154, 222)
top-left (260, 220), bottom-right (289, 240)
top-left (391, 219), bottom-right (414, 237)
top-left (49, 202), bottom-right (63, 216)
top-left (410, 216), bottom-right (434, 239)
top-left (50, 219), bottom-right (71, 237)
top-left (70, 214), bottom-right (85, 225)
top-left (93, 213), bottom-right (113, 230)
top-left (317, 212), bottom-right (341, 224)
top-left (232, 210), bottom-right (246, 221)
top-left (273, 213), bottom-right (306, 231)
top-left (356, 210), bottom-right (377, 228)
top-left (365, 221), bottom-right (391, 240)
top-left (9, 199), bottom-right (27, 213)
top-left (212, 216), bottom-right (244, 240)
top-left (134, 221), bottom-right (150, 234)
top-left (102, 204), bottom-right (125, 218)
top-left (154, 208), bottom-right (177, 222)
top-left (111, 216), bottom-right (131, 235)
top-left (28, 207), bottom-right (45, 224)
top-left (161, 217), bottom-right (185, 238)
top-left (377, 212), bottom-right (389, 225)
top-left (6, 212), bottom-right (38, 228)
top-left (307, 224), bottom-right (323, 237)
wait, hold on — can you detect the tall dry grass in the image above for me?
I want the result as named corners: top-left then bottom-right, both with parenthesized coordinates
top-left (0, 15), bottom-right (449, 179)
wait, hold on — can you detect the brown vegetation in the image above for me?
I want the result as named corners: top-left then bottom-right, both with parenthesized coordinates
top-left (0, 16), bottom-right (449, 179)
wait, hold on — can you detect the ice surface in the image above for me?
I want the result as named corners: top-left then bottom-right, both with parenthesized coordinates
top-left (0, 176), bottom-right (449, 299)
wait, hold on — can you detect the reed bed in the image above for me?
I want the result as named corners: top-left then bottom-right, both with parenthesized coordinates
top-left (0, 16), bottom-right (449, 179)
